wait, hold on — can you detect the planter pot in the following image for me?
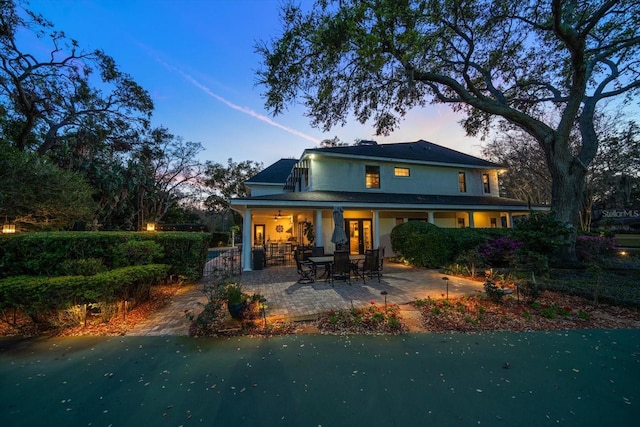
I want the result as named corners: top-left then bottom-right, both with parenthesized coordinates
top-left (227, 302), bottom-right (246, 320)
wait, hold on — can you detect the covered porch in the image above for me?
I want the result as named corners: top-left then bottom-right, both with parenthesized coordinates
top-left (233, 202), bottom-right (538, 271)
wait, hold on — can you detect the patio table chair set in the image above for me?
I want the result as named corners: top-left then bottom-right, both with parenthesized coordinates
top-left (295, 247), bottom-right (384, 286)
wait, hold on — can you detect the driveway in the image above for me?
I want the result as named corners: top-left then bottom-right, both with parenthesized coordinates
top-left (1, 330), bottom-right (638, 426)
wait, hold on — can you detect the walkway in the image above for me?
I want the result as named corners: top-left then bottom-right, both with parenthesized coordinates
top-left (127, 263), bottom-right (485, 336)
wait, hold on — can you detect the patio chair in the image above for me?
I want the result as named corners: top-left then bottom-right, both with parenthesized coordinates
top-left (330, 251), bottom-right (351, 286)
top-left (295, 248), bottom-right (315, 284)
top-left (355, 248), bottom-right (381, 283)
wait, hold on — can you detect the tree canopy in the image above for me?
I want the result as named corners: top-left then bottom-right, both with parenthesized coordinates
top-left (0, 1), bottom-right (153, 156)
top-left (203, 159), bottom-right (263, 231)
top-left (0, 142), bottom-right (96, 230)
top-left (0, 1), bottom-right (206, 231)
top-left (257, 0), bottom-right (640, 261)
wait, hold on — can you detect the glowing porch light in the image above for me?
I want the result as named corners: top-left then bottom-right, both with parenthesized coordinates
top-left (2, 223), bottom-right (16, 234)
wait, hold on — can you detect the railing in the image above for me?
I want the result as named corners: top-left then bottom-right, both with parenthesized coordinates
top-left (202, 247), bottom-right (242, 281)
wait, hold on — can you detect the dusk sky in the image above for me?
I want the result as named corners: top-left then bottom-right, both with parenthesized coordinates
top-left (24, 0), bottom-right (485, 167)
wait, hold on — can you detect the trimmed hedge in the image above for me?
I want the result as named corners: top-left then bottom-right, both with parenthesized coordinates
top-left (0, 232), bottom-right (209, 279)
top-left (390, 222), bottom-right (452, 267)
top-left (390, 222), bottom-right (505, 268)
top-left (0, 264), bottom-right (171, 318)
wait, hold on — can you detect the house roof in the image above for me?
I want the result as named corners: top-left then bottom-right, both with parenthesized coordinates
top-left (246, 158), bottom-right (298, 184)
top-left (231, 190), bottom-right (544, 211)
top-left (303, 139), bottom-right (502, 169)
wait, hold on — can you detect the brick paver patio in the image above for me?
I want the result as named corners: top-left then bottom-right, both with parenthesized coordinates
top-left (128, 263), bottom-right (484, 335)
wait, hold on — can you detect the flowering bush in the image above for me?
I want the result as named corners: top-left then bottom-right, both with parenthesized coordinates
top-left (477, 236), bottom-right (523, 267)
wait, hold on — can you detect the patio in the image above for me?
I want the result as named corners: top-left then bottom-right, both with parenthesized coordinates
top-left (239, 262), bottom-right (485, 321)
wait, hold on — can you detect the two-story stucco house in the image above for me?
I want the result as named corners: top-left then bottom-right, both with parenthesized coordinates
top-left (230, 139), bottom-right (548, 271)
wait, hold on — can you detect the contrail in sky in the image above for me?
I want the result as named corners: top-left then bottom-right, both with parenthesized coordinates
top-left (145, 46), bottom-right (320, 144)
top-left (178, 71), bottom-right (320, 144)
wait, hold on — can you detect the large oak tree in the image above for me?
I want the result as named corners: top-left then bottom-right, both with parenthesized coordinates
top-left (256, 0), bottom-right (640, 262)
top-left (0, 1), bottom-right (153, 156)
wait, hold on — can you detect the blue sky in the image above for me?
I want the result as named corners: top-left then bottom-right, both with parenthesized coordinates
top-left (24, 0), bottom-right (484, 167)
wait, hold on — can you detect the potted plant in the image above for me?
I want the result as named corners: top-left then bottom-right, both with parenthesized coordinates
top-left (224, 283), bottom-right (262, 320)
top-left (303, 221), bottom-right (315, 246)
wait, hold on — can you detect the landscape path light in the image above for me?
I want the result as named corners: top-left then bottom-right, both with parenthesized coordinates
top-left (259, 297), bottom-right (267, 329)
top-left (380, 290), bottom-right (388, 311)
top-left (442, 277), bottom-right (449, 299)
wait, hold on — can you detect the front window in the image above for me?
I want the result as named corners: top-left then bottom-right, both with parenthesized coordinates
top-left (458, 172), bottom-right (467, 192)
top-left (482, 174), bottom-right (490, 193)
top-left (394, 167), bottom-right (410, 177)
top-left (366, 165), bottom-right (380, 188)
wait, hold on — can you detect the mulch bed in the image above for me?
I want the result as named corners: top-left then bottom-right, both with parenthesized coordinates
top-left (416, 290), bottom-right (640, 333)
top-left (0, 282), bottom-right (182, 337)
top-left (2, 285), bottom-right (639, 339)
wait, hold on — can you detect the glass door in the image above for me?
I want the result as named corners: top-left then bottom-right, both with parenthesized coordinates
top-left (346, 219), bottom-right (372, 254)
top-left (254, 224), bottom-right (265, 247)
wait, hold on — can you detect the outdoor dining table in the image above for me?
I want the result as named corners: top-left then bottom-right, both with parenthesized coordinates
top-left (308, 254), bottom-right (365, 280)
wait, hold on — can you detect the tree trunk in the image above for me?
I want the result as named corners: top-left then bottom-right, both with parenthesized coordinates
top-left (548, 157), bottom-right (586, 265)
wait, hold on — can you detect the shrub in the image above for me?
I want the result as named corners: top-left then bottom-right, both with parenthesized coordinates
top-left (441, 227), bottom-right (489, 257)
top-left (113, 240), bottom-right (164, 267)
top-left (0, 231), bottom-right (209, 280)
top-left (512, 212), bottom-right (571, 255)
top-left (484, 280), bottom-right (508, 303)
top-left (445, 248), bottom-right (484, 278)
top-left (0, 264), bottom-right (170, 326)
top-left (518, 280), bottom-right (542, 303)
top-left (60, 258), bottom-right (107, 276)
top-left (477, 236), bottom-right (523, 268)
top-left (575, 234), bottom-right (617, 263)
top-left (390, 221), bottom-right (452, 267)
top-left (211, 232), bottom-right (230, 247)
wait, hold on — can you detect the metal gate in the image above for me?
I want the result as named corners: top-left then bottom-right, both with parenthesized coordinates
top-left (202, 247), bottom-right (242, 282)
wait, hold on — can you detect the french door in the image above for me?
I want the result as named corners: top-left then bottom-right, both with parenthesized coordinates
top-left (346, 219), bottom-right (372, 255)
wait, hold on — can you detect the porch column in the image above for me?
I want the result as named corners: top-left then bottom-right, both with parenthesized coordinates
top-left (468, 211), bottom-right (475, 228)
top-left (428, 211), bottom-right (435, 224)
top-left (508, 212), bottom-right (514, 228)
top-left (372, 210), bottom-right (380, 249)
top-left (315, 209), bottom-right (323, 247)
top-left (242, 208), bottom-right (252, 271)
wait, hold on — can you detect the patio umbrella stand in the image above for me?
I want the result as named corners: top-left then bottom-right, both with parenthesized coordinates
top-left (331, 206), bottom-right (348, 251)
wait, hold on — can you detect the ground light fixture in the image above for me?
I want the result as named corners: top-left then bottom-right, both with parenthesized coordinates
top-left (2, 217), bottom-right (16, 234)
top-left (380, 290), bottom-right (388, 311)
top-left (146, 222), bottom-right (156, 232)
top-left (442, 277), bottom-right (449, 299)
top-left (259, 297), bottom-right (267, 329)
top-left (2, 223), bottom-right (16, 234)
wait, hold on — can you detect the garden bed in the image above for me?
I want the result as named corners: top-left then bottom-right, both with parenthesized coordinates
top-left (0, 282), bottom-right (182, 337)
top-left (415, 290), bottom-right (640, 333)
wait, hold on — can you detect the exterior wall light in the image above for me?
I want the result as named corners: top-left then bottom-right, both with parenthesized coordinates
top-left (2, 223), bottom-right (16, 234)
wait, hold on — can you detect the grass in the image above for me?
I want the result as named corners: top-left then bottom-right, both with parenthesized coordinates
top-left (545, 268), bottom-right (640, 307)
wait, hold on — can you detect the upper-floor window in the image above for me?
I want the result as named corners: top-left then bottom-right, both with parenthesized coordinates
top-left (365, 165), bottom-right (380, 188)
top-left (458, 172), bottom-right (467, 192)
top-left (394, 167), bottom-right (410, 177)
top-left (482, 173), bottom-right (490, 193)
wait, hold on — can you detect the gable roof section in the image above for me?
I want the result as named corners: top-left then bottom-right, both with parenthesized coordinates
top-left (304, 139), bottom-right (501, 168)
top-left (246, 158), bottom-right (298, 184)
